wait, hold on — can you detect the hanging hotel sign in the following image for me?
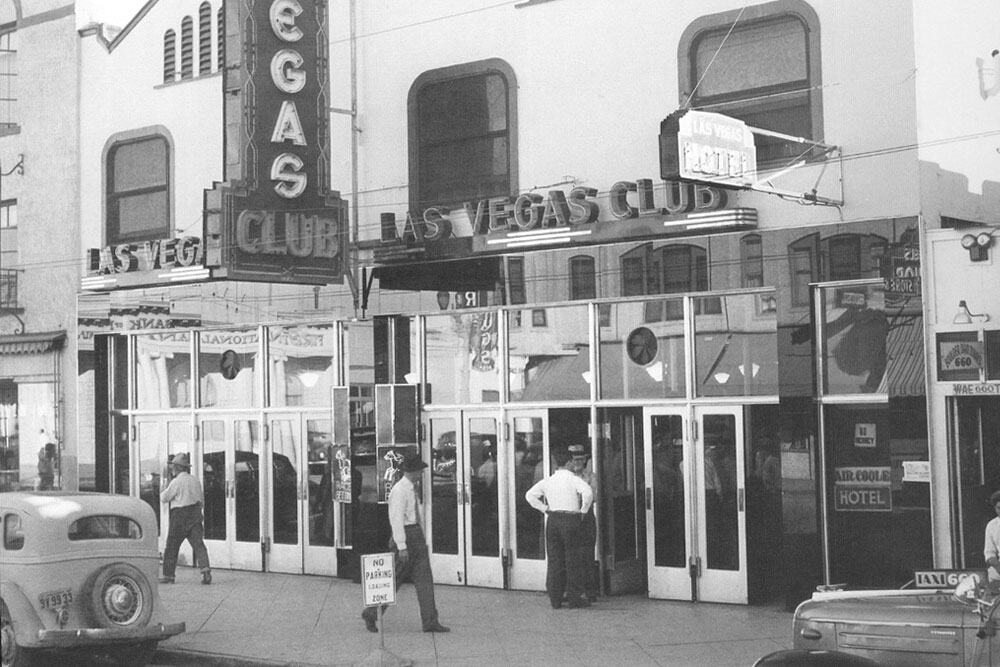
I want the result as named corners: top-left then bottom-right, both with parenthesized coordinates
top-left (659, 109), bottom-right (757, 189)
top-left (216, 0), bottom-right (347, 284)
top-left (374, 178), bottom-right (757, 262)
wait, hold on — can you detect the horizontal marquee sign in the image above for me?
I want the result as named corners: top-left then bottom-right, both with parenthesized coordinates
top-left (82, 236), bottom-right (214, 291)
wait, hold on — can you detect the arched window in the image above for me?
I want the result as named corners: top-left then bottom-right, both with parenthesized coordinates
top-left (106, 134), bottom-right (171, 245)
top-left (740, 233), bottom-right (764, 288)
top-left (409, 59), bottom-right (517, 212)
top-left (569, 255), bottom-right (596, 300)
top-left (198, 3), bottom-right (212, 75)
top-left (162, 29), bottom-right (176, 84)
top-left (180, 16), bottom-right (193, 79)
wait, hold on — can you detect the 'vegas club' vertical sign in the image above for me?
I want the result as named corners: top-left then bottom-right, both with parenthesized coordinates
top-left (220, 0), bottom-right (346, 284)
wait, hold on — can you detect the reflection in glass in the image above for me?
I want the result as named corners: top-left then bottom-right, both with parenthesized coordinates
top-left (509, 304), bottom-right (590, 402)
top-left (270, 419), bottom-right (300, 545)
top-left (268, 325), bottom-right (335, 407)
top-left (137, 422), bottom-right (162, 530)
top-left (513, 417), bottom-right (545, 560)
top-left (650, 414), bottom-right (685, 567)
top-left (430, 418), bottom-right (458, 555)
top-left (599, 300), bottom-right (685, 399)
top-left (425, 312), bottom-right (500, 404)
top-left (234, 420), bottom-right (261, 543)
top-left (136, 332), bottom-right (192, 408)
top-left (694, 293), bottom-right (777, 397)
top-left (199, 328), bottom-right (259, 408)
top-left (201, 420), bottom-right (226, 541)
top-left (703, 414), bottom-right (738, 571)
top-left (820, 284), bottom-right (888, 395)
top-left (469, 418), bottom-right (499, 557)
top-left (307, 419), bottom-right (335, 547)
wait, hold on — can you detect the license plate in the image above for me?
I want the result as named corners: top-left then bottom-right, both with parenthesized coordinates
top-left (39, 588), bottom-right (73, 609)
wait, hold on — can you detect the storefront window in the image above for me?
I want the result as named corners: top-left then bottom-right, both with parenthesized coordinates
top-left (136, 332), bottom-right (191, 409)
top-left (267, 324), bottom-right (335, 407)
top-left (824, 401), bottom-right (931, 588)
top-left (599, 300), bottom-right (685, 400)
top-left (695, 293), bottom-right (778, 397)
top-left (820, 283), bottom-right (887, 395)
top-left (508, 304), bottom-right (589, 402)
top-left (425, 311), bottom-right (500, 404)
top-left (198, 328), bottom-right (259, 408)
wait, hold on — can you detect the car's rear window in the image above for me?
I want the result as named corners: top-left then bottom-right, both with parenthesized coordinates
top-left (68, 515), bottom-right (143, 541)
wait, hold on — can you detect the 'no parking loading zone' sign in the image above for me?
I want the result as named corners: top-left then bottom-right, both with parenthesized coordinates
top-left (362, 553), bottom-right (396, 607)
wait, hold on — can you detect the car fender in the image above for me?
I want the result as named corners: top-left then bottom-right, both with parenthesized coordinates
top-left (1, 581), bottom-right (45, 647)
top-left (753, 649), bottom-right (878, 666)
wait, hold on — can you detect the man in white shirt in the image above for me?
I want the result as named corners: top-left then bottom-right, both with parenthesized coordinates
top-left (526, 448), bottom-right (594, 609)
top-left (362, 453), bottom-right (450, 633)
top-left (985, 490), bottom-right (1000, 584)
top-left (159, 453), bottom-right (211, 585)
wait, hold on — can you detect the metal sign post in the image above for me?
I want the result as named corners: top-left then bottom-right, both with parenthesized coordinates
top-left (360, 553), bottom-right (411, 666)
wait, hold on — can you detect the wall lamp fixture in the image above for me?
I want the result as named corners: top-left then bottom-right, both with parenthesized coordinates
top-left (953, 300), bottom-right (990, 324)
top-left (961, 232), bottom-right (994, 261)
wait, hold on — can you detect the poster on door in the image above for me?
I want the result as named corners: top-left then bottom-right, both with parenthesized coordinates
top-left (376, 445), bottom-right (418, 503)
top-left (332, 445), bottom-right (353, 503)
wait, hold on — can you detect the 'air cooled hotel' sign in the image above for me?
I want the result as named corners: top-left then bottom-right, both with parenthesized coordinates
top-left (220, 0), bottom-right (346, 284)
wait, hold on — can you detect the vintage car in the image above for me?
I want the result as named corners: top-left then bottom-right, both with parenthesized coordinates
top-left (0, 491), bottom-right (185, 666)
top-left (755, 571), bottom-right (1000, 666)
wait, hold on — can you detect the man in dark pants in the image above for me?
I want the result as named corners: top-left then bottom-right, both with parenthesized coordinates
top-left (569, 443), bottom-right (599, 601)
top-left (159, 453), bottom-right (212, 585)
top-left (362, 453), bottom-right (449, 633)
top-left (526, 448), bottom-right (594, 609)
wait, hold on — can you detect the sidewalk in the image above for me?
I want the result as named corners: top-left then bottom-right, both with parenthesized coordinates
top-left (154, 568), bottom-right (793, 666)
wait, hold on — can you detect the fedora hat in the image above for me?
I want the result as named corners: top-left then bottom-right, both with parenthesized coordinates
top-left (568, 444), bottom-right (590, 459)
top-left (400, 454), bottom-right (428, 473)
top-left (170, 453), bottom-right (191, 469)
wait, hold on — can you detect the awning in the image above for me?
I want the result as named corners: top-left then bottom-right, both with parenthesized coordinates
top-left (0, 330), bottom-right (66, 355)
top-left (886, 318), bottom-right (925, 397)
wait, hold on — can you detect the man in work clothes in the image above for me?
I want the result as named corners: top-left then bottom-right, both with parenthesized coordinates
top-left (362, 453), bottom-right (450, 633)
top-left (159, 453), bottom-right (212, 585)
top-left (526, 448), bottom-right (594, 609)
top-left (569, 443), bottom-right (599, 601)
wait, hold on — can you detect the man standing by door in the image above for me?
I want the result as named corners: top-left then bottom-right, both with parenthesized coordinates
top-left (569, 443), bottom-right (599, 602)
top-left (362, 453), bottom-right (450, 633)
top-left (160, 453), bottom-right (212, 585)
top-left (526, 448), bottom-right (594, 609)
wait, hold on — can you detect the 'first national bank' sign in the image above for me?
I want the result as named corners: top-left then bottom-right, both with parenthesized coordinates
top-left (218, 0), bottom-right (347, 284)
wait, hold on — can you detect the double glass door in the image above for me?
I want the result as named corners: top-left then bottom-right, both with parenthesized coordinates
top-left (644, 406), bottom-right (747, 603)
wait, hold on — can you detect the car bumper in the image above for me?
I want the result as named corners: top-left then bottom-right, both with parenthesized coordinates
top-left (36, 621), bottom-right (186, 647)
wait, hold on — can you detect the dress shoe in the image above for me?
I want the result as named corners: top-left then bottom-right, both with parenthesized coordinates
top-left (566, 596), bottom-right (591, 608)
top-left (201, 570), bottom-right (212, 585)
top-left (158, 576), bottom-right (174, 584)
top-left (551, 601), bottom-right (563, 609)
top-left (423, 622), bottom-right (450, 633)
top-left (362, 611), bottom-right (378, 633)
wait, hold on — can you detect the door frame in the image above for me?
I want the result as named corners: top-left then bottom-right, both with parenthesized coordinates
top-left (644, 404), bottom-right (748, 603)
top-left (505, 409), bottom-right (550, 591)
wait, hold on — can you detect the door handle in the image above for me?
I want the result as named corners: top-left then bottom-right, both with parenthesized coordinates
top-left (645, 487), bottom-right (652, 510)
top-left (738, 487), bottom-right (745, 512)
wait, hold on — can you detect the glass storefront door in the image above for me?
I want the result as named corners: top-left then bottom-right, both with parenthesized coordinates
top-left (135, 417), bottom-right (193, 544)
top-left (200, 416), bottom-right (263, 571)
top-left (645, 405), bottom-right (747, 603)
top-left (426, 411), bottom-right (504, 588)
top-left (266, 412), bottom-right (339, 575)
top-left (506, 411), bottom-right (549, 590)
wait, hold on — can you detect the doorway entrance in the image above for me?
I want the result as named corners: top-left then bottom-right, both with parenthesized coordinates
top-left (644, 405), bottom-right (748, 603)
top-left (425, 411), bottom-right (504, 588)
top-left (953, 396), bottom-right (1000, 568)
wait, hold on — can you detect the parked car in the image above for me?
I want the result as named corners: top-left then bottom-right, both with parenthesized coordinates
top-left (755, 571), bottom-right (999, 666)
top-left (1, 491), bottom-right (185, 666)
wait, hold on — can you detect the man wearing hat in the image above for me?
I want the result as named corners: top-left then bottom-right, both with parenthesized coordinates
top-left (362, 452), bottom-right (449, 633)
top-left (569, 443), bottom-right (599, 602)
top-left (985, 490), bottom-right (1000, 585)
top-left (159, 453), bottom-right (212, 585)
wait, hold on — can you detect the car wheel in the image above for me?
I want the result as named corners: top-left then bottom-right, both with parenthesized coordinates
top-left (83, 563), bottom-right (154, 629)
top-left (1, 602), bottom-right (37, 667)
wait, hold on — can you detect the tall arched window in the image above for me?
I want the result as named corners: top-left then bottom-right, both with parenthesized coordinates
top-left (180, 16), bottom-right (193, 79)
top-left (198, 3), bottom-right (212, 75)
top-left (162, 29), bottom-right (176, 83)
top-left (106, 134), bottom-right (171, 245)
top-left (740, 233), bottom-right (764, 288)
top-left (569, 255), bottom-right (596, 300)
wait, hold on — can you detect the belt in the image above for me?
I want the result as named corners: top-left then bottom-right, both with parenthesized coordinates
top-left (549, 510), bottom-right (581, 515)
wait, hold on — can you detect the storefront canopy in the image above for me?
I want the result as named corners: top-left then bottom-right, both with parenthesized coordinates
top-left (0, 330), bottom-right (66, 355)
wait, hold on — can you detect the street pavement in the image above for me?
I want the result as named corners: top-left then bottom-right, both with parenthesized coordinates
top-left (153, 568), bottom-right (793, 666)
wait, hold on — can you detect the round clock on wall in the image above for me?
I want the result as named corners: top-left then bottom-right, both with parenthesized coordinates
top-left (626, 327), bottom-right (658, 366)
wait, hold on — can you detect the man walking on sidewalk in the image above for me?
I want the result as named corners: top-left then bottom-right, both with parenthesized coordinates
top-left (362, 453), bottom-right (449, 633)
top-left (526, 448), bottom-right (594, 609)
top-left (160, 453), bottom-right (212, 585)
